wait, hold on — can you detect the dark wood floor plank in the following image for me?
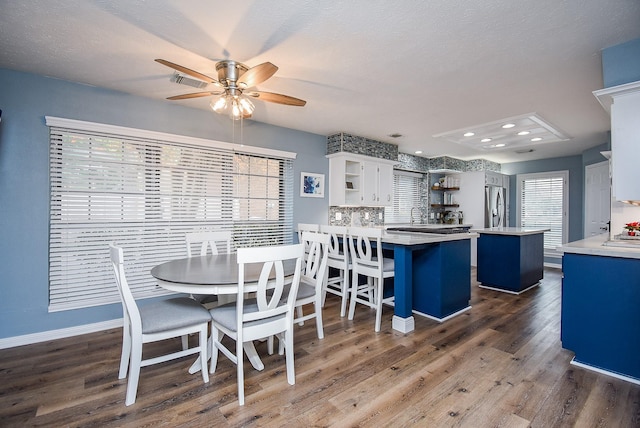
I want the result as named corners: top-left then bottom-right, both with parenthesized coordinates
top-left (1, 267), bottom-right (639, 427)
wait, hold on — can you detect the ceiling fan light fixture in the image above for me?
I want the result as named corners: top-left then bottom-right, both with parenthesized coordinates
top-left (239, 96), bottom-right (255, 114)
top-left (211, 96), bottom-right (228, 113)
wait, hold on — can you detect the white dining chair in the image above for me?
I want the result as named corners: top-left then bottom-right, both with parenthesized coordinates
top-left (290, 231), bottom-right (330, 341)
top-left (208, 243), bottom-right (304, 405)
top-left (185, 230), bottom-right (233, 257)
top-left (185, 230), bottom-right (233, 306)
top-left (319, 224), bottom-right (352, 317)
top-left (109, 244), bottom-right (211, 406)
top-left (297, 223), bottom-right (320, 259)
top-left (347, 227), bottom-right (395, 332)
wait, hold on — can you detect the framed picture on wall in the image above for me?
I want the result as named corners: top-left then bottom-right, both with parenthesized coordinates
top-left (300, 172), bottom-right (325, 198)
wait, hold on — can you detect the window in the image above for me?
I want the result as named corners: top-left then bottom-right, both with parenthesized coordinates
top-left (47, 117), bottom-right (294, 311)
top-left (516, 171), bottom-right (568, 255)
top-left (385, 170), bottom-right (423, 223)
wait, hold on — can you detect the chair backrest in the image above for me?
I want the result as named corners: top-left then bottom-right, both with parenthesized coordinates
top-left (185, 231), bottom-right (232, 257)
top-left (300, 231), bottom-right (330, 287)
top-left (347, 227), bottom-right (384, 277)
top-left (109, 244), bottom-right (142, 336)
top-left (319, 225), bottom-right (349, 268)
top-left (236, 243), bottom-right (304, 338)
top-left (297, 223), bottom-right (320, 245)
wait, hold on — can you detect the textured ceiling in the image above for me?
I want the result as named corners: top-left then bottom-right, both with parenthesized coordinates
top-left (1, 0), bottom-right (639, 163)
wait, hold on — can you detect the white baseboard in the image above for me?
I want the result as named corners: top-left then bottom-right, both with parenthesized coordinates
top-left (392, 315), bottom-right (415, 333)
top-left (479, 282), bottom-right (539, 295)
top-left (412, 305), bottom-right (472, 323)
top-left (570, 358), bottom-right (640, 386)
top-left (0, 319), bottom-right (123, 350)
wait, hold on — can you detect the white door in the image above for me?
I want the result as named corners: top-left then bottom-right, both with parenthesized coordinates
top-left (584, 161), bottom-right (610, 237)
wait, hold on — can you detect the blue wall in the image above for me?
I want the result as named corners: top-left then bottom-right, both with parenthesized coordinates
top-left (0, 68), bottom-right (328, 339)
top-left (501, 141), bottom-right (610, 264)
top-left (602, 37), bottom-right (640, 88)
top-left (501, 156), bottom-right (584, 244)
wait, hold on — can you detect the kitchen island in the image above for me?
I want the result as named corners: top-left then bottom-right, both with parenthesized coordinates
top-left (559, 235), bottom-right (640, 385)
top-left (473, 227), bottom-right (549, 294)
top-left (381, 226), bottom-right (476, 333)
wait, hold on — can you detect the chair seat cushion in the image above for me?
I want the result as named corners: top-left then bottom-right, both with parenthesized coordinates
top-left (294, 281), bottom-right (315, 300)
top-left (210, 299), bottom-right (287, 332)
top-left (139, 297), bottom-right (211, 334)
top-left (381, 258), bottom-right (394, 272)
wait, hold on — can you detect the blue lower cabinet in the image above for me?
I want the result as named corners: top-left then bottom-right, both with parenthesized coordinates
top-left (477, 233), bottom-right (544, 292)
top-left (561, 253), bottom-right (640, 381)
top-left (391, 240), bottom-right (471, 320)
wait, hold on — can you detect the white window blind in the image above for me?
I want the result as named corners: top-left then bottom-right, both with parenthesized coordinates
top-left (517, 171), bottom-right (568, 254)
top-left (49, 121), bottom-right (293, 312)
top-left (385, 170), bottom-right (423, 223)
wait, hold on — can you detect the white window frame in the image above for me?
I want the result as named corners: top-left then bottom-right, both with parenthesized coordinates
top-left (516, 170), bottom-right (568, 257)
top-left (385, 170), bottom-right (423, 224)
top-left (46, 117), bottom-right (295, 312)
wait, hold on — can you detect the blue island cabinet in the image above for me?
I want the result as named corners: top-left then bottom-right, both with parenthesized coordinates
top-left (561, 252), bottom-right (640, 383)
top-left (390, 238), bottom-right (472, 324)
top-left (476, 228), bottom-right (547, 294)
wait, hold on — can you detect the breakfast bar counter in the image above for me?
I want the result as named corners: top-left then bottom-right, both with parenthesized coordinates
top-left (381, 228), bottom-right (477, 333)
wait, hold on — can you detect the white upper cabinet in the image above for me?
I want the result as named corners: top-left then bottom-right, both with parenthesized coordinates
top-left (485, 171), bottom-right (504, 187)
top-left (327, 153), bottom-right (395, 206)
top-left (377, 162), bottom-right (394, 206)
top-left (594, 81), bottom-right (640, 202)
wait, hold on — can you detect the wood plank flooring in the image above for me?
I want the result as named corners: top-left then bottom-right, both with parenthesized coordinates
top-left (1, 268), bottom-right (639, 427)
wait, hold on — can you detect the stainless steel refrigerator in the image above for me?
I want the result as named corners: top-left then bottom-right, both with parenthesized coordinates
top-left (485, 185), bottom-right (506, 228)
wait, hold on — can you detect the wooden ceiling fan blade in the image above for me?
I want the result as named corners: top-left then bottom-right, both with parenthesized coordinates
top-left (237, 62), bottom-right (278, 88)
top-left (155, 59), bottom-right (220, 86)
top-left (247, 91), bottom-right (306, 106)
top-left (167, 91), bottom-right (224, 100)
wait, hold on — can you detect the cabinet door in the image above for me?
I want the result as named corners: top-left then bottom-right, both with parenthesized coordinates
top-left (611, 91), bottom-right (640, 201)
top-left (377, 162), bottom-right (394, 206)
top-left (361, 161), bottom-right (378, 205)
top-left (328, 157), bottom-right (346, 206)
top-left (485, 172), bottom-right (503, 187)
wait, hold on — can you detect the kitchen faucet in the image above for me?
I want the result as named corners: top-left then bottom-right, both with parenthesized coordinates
top-left (410, 207), bottom-right (418, 225)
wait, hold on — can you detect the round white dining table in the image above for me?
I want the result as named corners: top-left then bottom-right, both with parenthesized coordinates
top-left (151, 253), bottom-right (297, 373)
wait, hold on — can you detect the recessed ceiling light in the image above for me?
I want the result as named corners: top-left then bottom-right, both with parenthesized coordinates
top-left (531, 137), bottom-right (543, 142)
top-left (517, 131), bottom-right (530, 136)
top-left (463, 132), bottom-right (475, 137)
top-left (432, 113), bottom-right (570, 152)
top-left (481, 138), bottom-right (492, 143)
top-left (494, 143), bottom-right (506, 148)
top-left (502, 123), bottom-right (516, 129)
top-left (414, 150), bottom-right (423, 154)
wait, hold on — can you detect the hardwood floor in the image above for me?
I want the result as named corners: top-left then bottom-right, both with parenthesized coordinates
top-left (1, 268), bottom-right (639, 427)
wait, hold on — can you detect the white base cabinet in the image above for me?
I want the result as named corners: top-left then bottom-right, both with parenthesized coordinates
top-left (328, 153), bottom-right (395, 206)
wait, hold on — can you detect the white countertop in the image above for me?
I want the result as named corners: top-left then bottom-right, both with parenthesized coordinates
top-left (471, 227), bottom-right (551, 236)
top-left (559, 234), bottom-right (640, 260)
top-left (385, 223), bottom-right (473, 229)
top-left (382, 230), bottom-right (477, 246)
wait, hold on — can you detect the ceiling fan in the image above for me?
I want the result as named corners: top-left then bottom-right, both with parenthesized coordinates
top-left (155, 59), bottom-right (306, 120)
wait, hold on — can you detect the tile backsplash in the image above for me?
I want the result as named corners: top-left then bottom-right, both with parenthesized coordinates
top-left (329, 206), bottom-right (385, 227)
